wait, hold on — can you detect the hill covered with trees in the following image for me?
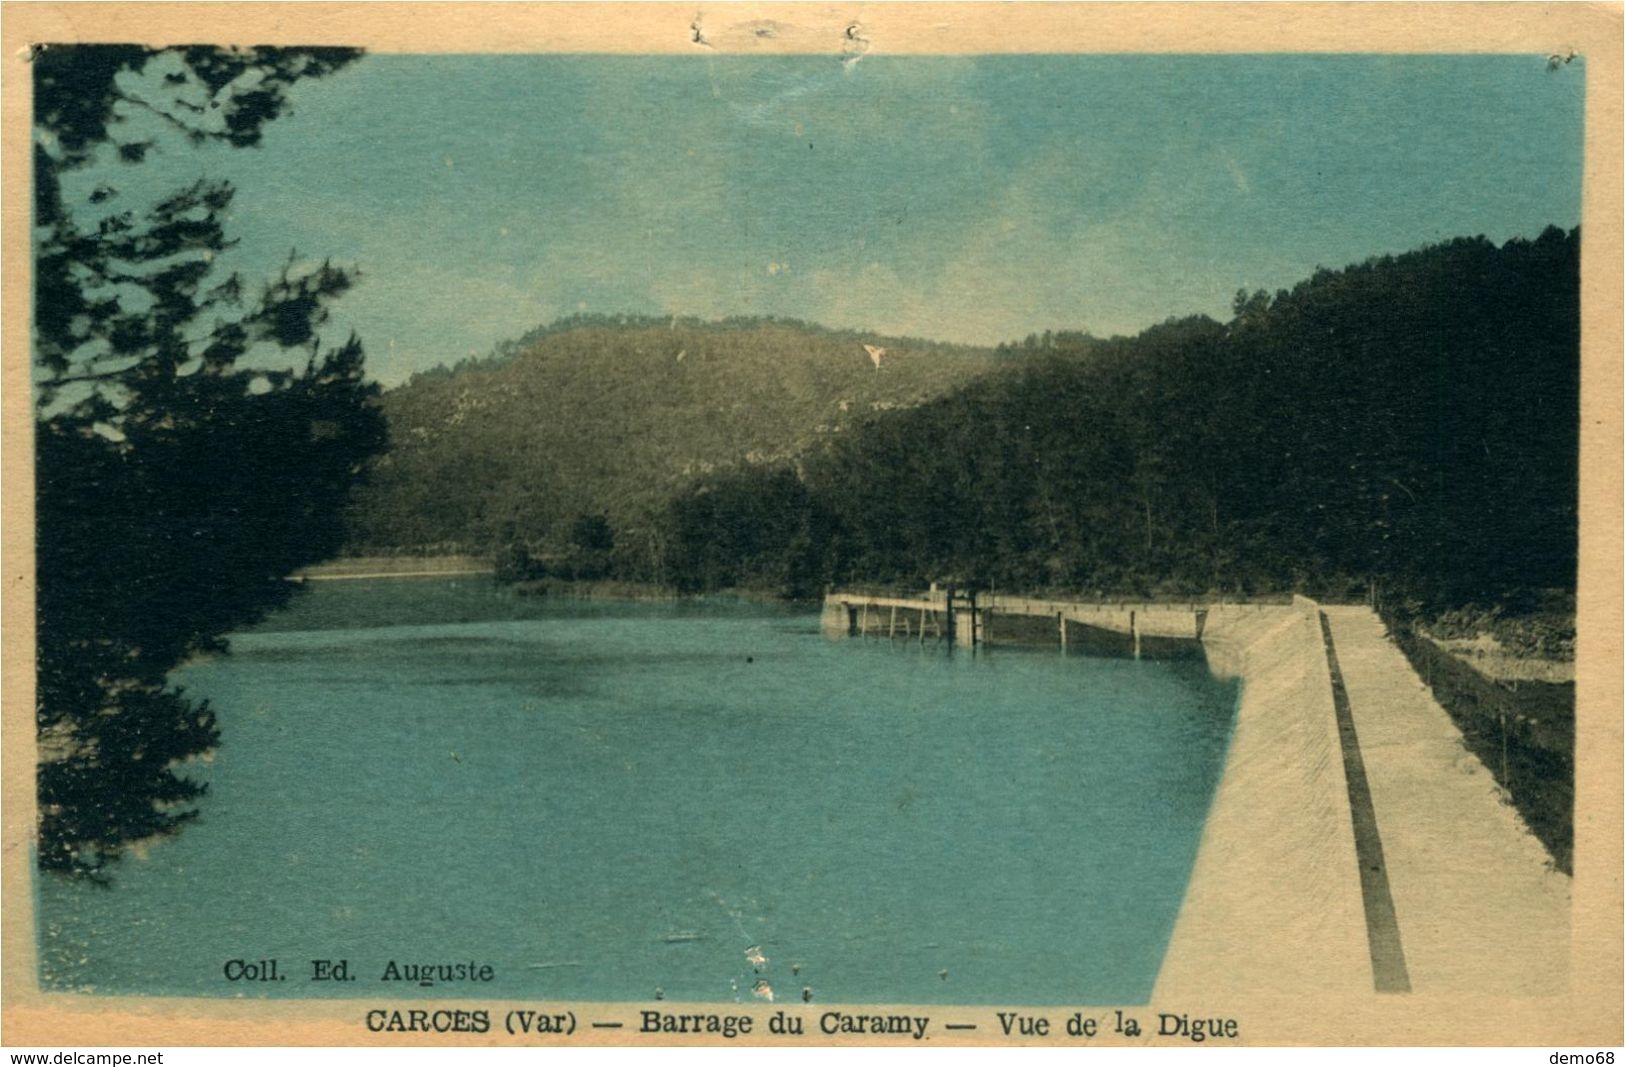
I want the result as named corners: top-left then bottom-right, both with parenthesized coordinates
top-left (343, 317), bottom-right (1008, 565)
top-left (653, 229), bottom-right (1578, 609)
top-left (347, 229), bottom-right (1577, 615)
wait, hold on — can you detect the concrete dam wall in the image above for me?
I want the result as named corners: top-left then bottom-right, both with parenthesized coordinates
top-left (822, 588), bottom-right (1571, 997)
top-left (1155, 602), bottom-right (1370, 996)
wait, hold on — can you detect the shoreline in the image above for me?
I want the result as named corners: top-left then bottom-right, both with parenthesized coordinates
top-left (291, 555), bottom-right (494, 581)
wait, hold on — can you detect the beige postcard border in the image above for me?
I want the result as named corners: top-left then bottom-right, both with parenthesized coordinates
top-left (2, 1), bottom-right (1621, 1048)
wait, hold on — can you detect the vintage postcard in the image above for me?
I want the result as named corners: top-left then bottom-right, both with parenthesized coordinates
top-left (2, 1), bottom-right (1621, 1051)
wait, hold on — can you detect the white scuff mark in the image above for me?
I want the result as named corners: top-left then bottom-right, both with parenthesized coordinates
top-left (863, 343), bottom-right (886, 369)
top-left (753, 978), bottom-right (775, 1002)
top-left (1216, 145), bottom-right (1251, 195)
top-left (842, 22), bottom-right (870, 71)
top-left (745, 944), bottom-right (768, 969)
top-left (660, 930), bottom-right (707, 943)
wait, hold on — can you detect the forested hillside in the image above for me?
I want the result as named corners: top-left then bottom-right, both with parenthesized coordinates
top-left (656, 229), bottom-right (1579, 608)
top-left (348, 230), bottom-right (1577, 612)
top-left (343, 317), bottom-right (1005, 562)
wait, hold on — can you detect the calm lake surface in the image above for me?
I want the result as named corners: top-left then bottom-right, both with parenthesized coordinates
top-left (37, 579), bottom-right (1238, 1005)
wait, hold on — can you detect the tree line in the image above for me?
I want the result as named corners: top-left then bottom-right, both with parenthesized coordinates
top-left (642, 229), bottom-right (1578, 610)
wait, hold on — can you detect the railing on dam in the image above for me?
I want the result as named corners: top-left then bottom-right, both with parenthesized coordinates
top-left (822, 587), bottom-right (1245, 655)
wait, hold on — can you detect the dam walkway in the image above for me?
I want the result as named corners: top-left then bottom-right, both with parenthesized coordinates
top-left (1319, 605), bottom-right (1570, 995)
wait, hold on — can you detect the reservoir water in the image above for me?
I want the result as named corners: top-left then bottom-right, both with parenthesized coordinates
top-left (36, 578), bottom-right (1238, 1005)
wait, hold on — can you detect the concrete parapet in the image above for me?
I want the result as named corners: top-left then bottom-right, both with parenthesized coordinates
top-left (1156, 605), bottom-right (1372, 996)
top-left (827, 589), bottom-right (1264, 653)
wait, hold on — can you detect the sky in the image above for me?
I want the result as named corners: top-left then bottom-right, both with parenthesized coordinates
top-left (63, 53), bottom-right (1587, 386)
